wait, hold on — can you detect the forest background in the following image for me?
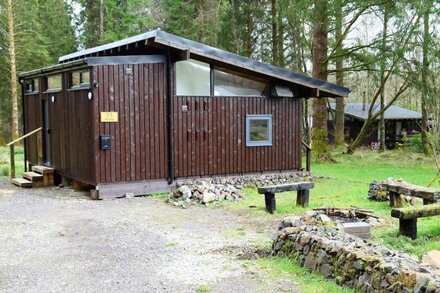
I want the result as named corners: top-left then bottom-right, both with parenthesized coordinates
top-left (0, 0), bottom-right (439, 158)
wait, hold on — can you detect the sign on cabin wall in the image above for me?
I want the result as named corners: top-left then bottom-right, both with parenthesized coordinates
top-left (100, 112), bottom-right (119, 123)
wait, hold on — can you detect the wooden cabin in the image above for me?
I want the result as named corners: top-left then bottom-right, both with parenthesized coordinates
top-left (327, 103), bottom-right (421, 149)
top-left (19, 30), bottom-right (349, 199)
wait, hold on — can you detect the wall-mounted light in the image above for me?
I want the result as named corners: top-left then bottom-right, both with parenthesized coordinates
top-left (88, 92), bottom-right (93, 100)
top-left (51, 96), bottom-right (56, 103)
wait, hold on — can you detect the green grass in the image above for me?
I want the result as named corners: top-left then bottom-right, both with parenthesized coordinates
top-left (255, 257), bottom-right (352, 293)
top-left (195, 284), bottom-right (212, 293)
top-left (220, 148), bottom-right (440, 291)
top-left (0, 145), bottom-right (24, 178)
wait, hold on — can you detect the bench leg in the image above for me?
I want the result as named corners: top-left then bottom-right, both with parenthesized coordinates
top-left (264, 192), bottom-right (276, 214)
top-left (423, 199), bottom-right (435, 205)
top-left (389, 191), bottom-right (403, 208)
top-left (399, 218), bottom-right (417, 240)
top-left (296, 190), bottom-right (309, 208)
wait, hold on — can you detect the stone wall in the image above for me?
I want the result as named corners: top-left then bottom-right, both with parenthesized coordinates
top-left (168, 171), bottom-right (312, 207)
top-left (273, 216), bottom-right (440, 292)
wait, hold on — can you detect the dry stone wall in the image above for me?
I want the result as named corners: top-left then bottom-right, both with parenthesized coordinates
top-left (273, 216), bottom-right (440, 292)
top-left (168, 172), bottom-right (312, 207)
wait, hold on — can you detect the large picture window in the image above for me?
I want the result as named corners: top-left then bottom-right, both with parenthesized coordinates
top-left (214, 68), bottom-right (266, 96)
top-left (176, 59), bottom-right (210, 96)
top-left (246, 115), bottom-right (273, 147)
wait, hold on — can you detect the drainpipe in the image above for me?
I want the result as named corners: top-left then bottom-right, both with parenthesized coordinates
top-left (18, 78), bottom-right (27, 172)
top-left (362, 91), bottom-right (366, 111)
top-left (166, 50), bottom-right (174, 184)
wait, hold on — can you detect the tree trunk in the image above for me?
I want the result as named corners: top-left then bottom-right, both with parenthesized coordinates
top-left (99, 0), bottom-right (104, 42)
top-left (311, 0), bottom-right (330, 161)
top-left (245, 1), bottom-right (254, 57)
top-left (334, 0), bottom-right (344, 148)
top-left (271, 0), bottom-right (279, 65)
top-left (379, 7), bottom-right (389, 152)
top-left (277, 1), bottom-right (284, 68)
top-left (421, 4), bottom-right (431, 155)
top-left (7, 0), bottom-right (19, 140)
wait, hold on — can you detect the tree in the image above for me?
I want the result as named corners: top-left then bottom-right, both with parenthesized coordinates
top-left (333, 0), bottom-right (344, 148)
top-left (420, 1), bottom-right (431, 155)
top-left (6, 0), bottom-right (18, 140)
top-left (311, 0), bottom-right (330, 161)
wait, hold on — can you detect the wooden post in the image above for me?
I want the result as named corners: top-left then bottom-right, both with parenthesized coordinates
top-left (399, 218), bottom-right (417, 240)
top-left (37, 130), bottom-right (43, 165)
top-left (389, 191), bottom-right (403, 208)
top-left (9, 144), bottom-right (15, 179)
top-left (297, 190), bottom-right (309, 207)
top-left (264, 192), bottom-right (276, 214)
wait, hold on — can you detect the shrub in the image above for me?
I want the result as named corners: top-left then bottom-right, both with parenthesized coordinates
top-left (1, 166), bottom-right (9, 177)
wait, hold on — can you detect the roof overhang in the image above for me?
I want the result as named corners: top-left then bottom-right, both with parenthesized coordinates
top-left (58, 30), bottom-right (350, 98)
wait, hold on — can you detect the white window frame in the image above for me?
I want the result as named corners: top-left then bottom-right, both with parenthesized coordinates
top-left (246, 114), bottom-right (273, 147)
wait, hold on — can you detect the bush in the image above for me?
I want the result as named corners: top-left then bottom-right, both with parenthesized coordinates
top-left (1, 166), bottom-right (9, 177)
top-left (408, 133), bottom-right (424, 153)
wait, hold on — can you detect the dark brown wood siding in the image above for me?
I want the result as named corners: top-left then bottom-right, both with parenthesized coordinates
top-left (24, 91), bottom-right (42, 165)
top-left (173, 96), bottom-right (301, 177)
top-left (93, 62), bottom-right (168, 183)
top-left (42, 86), bottom-right (95, 184)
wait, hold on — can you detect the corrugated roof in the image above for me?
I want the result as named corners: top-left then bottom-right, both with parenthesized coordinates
top-left (329, 103), bottom-right (422, 120)
top-left (58, 30), bottom-right (350, 98)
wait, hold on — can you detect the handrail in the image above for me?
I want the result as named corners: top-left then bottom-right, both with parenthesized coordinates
top-left (7, 127), bottom-right (42, 146)
top-left (7, 127), bottom-right (42, 179)
top-left (302, 140), bottom-right (311, 172)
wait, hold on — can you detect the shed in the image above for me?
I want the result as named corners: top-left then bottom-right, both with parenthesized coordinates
top-left (19, 30), bottom-right (350, 199)
top-left (328, 103), bottom-right (421, 149)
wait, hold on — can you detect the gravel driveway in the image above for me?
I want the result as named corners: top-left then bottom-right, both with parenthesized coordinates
top-left (0, 179), bottom-right (297, 292)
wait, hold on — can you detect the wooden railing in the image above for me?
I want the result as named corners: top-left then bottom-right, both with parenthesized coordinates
top-left (302, 140), bottom-right (311, 172)
top-left (6, 127), bottom-right (42, 179)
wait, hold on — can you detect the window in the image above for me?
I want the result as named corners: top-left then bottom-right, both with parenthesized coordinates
top-left (47, 74), bottom-right (62, 91)
top-left (70, 70), bottom-right (90, 88)
top-left (272, 84), bottom-right (294, 97)
top-left (246, 115), bottom-right (273, 147)
top-left (176, 59), bottom-right (210, 96)
top-left (24, 79), bottom-right (39, 93)
top-left (214, 68), bottom-right (266, 96)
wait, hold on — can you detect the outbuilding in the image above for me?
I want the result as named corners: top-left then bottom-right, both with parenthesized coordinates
top-left (327, 103), bottom-right (421, 149)
top-left (19, 30), bottom-right (349, 198)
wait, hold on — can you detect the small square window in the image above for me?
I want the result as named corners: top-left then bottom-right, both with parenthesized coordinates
top-left (246, 115), bottom-right (273, 147)
top-left (47, 74), bottom-right (62, 90)
top-left (70, 70), bottom-right (90, 88)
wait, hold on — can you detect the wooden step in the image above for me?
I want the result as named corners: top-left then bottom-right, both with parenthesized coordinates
top-left (12, 178), bottom-right (33, 188)
top-left (23, 171), bottom-right (44, 187)
top-left (23, 171), bottom-right (43, 181)
top-left (32, 165), bottom-right (54, 175)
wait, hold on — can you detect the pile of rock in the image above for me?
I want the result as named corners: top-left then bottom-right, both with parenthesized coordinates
top-left (198, 171), bottom-right (312, 188)
top-left (168, 180), bottom-right (245, 208)
top-left (273, 215), bottom-right (440, 292)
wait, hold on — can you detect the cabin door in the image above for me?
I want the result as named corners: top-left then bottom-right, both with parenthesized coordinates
top-left (42, 99), bottom-right (51, 166)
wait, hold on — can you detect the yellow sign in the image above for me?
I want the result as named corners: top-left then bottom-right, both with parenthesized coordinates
top-left (100, 112), bottom-right (119, 122)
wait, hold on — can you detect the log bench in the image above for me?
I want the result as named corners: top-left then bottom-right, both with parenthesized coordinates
top-left (257, 182), bottom-right (314, 214)
top-left (391, 202), bottom-right (440, 239)
top-left (381, 181), bottom-right (440, 208)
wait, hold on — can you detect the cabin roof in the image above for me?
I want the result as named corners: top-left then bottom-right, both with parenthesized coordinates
top-left (57, 30), bottom-right (350, 98)
top-left (330, 103), bottom-right (422, 121)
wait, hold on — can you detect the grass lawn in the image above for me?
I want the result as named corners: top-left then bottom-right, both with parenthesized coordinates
top-left (0, 145), bottom-right (24, 178)
top-left (224, 148), bottom-right (440, 292)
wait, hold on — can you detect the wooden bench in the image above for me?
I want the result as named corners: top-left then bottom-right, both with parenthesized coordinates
top-left (391, 203), bottom-right (440, 239)
top-left (381, 181), bottom-right (440, 208)
top-left (257, 182), bottom-right (314, 214)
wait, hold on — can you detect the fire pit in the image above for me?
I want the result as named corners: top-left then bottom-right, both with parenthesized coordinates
top-left (305, 207), bottom-right (381, 239)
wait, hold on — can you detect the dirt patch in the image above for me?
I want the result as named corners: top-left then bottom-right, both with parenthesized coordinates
top-left (0, 179), bottom-right (298, 292)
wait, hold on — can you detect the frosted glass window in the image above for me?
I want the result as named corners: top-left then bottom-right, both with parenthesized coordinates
top-left (273, 85), bottom-right (294, 97)
top-left (214, 68), bottom-right (266, 96)
top-left (176, 59), bottom-right (210, 96)
top-left (246, 115), bottom-right (273, 147)
top-left (47, 74), bottom-right (62, 90)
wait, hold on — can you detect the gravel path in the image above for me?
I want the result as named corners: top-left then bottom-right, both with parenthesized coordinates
top-left (0, 179), bottom-right (297, 292)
